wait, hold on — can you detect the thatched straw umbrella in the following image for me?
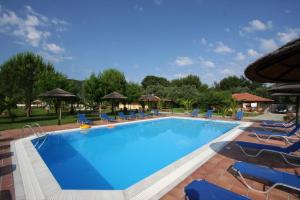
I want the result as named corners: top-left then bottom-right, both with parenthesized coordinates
top-left (139, 94), bottom-right (160, 110)
top-left (245, 38), bottom-right (300, 83)
top-left (40, 88), bottom-right (76, 125)
top-left (270, 84), bottom-right (300, 124)
top-left (102, 92), bottom-right (127, 114)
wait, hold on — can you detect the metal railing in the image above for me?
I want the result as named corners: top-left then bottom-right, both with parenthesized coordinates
top-left (21, 123), bottom-right (50, 149)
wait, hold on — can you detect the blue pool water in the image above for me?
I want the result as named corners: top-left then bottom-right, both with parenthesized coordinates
top-left (32, 118), bottom-right (238, 190)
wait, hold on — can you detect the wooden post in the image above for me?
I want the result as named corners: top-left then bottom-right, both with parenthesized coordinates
top-left (58, 100), bottom-right (62, 125)
top-left (296, 96), bottom-right (299, 125)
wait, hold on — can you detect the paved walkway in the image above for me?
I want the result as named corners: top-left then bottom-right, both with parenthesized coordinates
top-left (1, 116), bottom-right (299, 200)
top-left (244, 112), bottom-right (285, 122)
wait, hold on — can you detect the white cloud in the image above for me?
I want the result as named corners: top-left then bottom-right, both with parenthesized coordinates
top-left (247, 49), bottom-right (259, 57)
top-left (199, 57), bottom-right (215, 68)
top-left (133, 5), bottom-right (143, 12)
top-left (235, 52), bottom-right (245, 61)
top-left (220, 68), bottom-right (234, 76)
top-left (43, 43), bottom-right (65, 53)
top-left (200, 37), bottom-right (207, 45)
top-left (214, 42), bottom-right (234, 54)
top-left (0, 5), bottom-right (70, 62)
top-left (242, 19), bottom-right (272, 33)
top-left (154, 0), bottom-right (163, 5)
top-left (258, 38), bottom-right (278, 52)
top-left (52, 18), bottom-right (68, 26)
top-left (277, 28), bottom-right (300, 44)
top-left (25, 5), bottom-right (48, 23)
top-left (39, 51), bottom-right (72, 63)
top-left (174, 56), bottom-right (193, 66)
top-left (225, 28), bottom-right (230, 32)
top-left (174, 73), bottom-right (188, 78)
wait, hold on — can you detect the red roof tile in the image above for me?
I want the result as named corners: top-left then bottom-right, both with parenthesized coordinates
top-left (232, 93), bottom-right (273, 102)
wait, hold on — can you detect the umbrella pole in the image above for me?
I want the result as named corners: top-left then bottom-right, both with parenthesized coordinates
top-left (296, 96), bottom-right (299, 125)
top-left (58, 100), bottom-right (62, 125)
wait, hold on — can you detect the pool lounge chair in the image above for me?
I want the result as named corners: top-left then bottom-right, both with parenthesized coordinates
top-left (262, 119), bottom-right (295, 128)
top-left (262, 117), bottom-right (296, 127)
top-left (139, 111), bottom-right (150, 118)
top-left (236, 141), bottom-right (300, 166)
top-left (190, 109), bottom-right (199, 117)
top-left (152, 109), bottom-right (161, 116)
top-left (129, 112), bottom-right (137, 118)
top-left (232, 161), bottom-right (300, 194)
top-left (204, 110), bottom-right (213, 118)
top-left (100, 113), bottom-right (116, 122)
top-left (250, 125), bottom-right (300, 144)
top-left (77, 114), bottom-right (92, 124)
top-left (118, 112), bottom-right (132, 120)
top-left (185, 180), bottom-right (250, 200)
top-left (236, 111), bottom-right (244, 120)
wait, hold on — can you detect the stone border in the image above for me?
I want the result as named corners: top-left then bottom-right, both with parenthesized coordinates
top-left (13, 117), bottom-right (252, 200)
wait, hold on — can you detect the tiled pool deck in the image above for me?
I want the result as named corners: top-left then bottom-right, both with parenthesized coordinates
top-left (1, 115), bottom-right (299, 200)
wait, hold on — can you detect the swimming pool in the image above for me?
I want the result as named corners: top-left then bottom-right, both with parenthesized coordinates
top-left (32, 118), bottom-right (238, 190)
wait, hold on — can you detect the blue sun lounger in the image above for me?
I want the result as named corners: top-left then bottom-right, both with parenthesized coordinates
top-left (118, 112), bottom-right (132, 120)
top-left (100, 113), bottom-right (116, 122)
top-left (185, 180), bottom-right (250, 200)
top-left (205, 110), bottom-right (213, 118)
top-left (191, 109), bottom-right (199, 117)
top-left (262, 121), bottom-right (295, 128)
top-left (232, 161), bottom-right (300, 194)
top-left (77, 114), bottom-right (92, 124)
top-left (129, 112), bottom-right (137, 118)
top-left (152, 109), bottom-right (161, 116)
top-left (236, 111), bottom-right (244, 120)
top-left (139, 111), bottom-right (149, 118)
top-left (236, 141), bottom-right (300, 166)
top-left (251, 125), bottom-right (300, 143)
top-left (262, 117), bottom-right (295, 127)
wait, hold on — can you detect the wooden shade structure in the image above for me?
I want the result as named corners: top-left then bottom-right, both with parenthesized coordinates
top-left (139, 94), bottom-right (160, 110)
top-left (40, 88), bottom-right (76, 125)
top-left (139, 94), bottom-right (161, 102)
top-left (270, 84), bottom-right (300, 125)
top-left (102, 92), bottom-right (127, 114)
top-left (245, 38), bottom-right (300, 83)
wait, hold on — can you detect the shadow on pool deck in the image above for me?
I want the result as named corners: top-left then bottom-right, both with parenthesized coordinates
top-left (209, 141), bottom-right (300, 169)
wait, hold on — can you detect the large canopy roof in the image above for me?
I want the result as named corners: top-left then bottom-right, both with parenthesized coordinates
top-left (245, 38), bottom-right (300, 83)
top-left (232, 93), bottom-right (273, 103)
top-left (40, 88), bottom-right (76, 98)
top-left (139, 94), bottom-right (161, 102)
top-left (102, 91), bottom-right (127, 100)
top-left (269, 83), bottom-right (300, 93)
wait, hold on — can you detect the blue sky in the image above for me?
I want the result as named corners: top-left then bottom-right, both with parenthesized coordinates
top-left (1, 0), bottom-right (300, 85)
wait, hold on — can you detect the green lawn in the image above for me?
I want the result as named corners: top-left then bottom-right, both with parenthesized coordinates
top-left (0, 107), bottom-right (263, 131)
top-left (0, 108), bottom-right (100, 131)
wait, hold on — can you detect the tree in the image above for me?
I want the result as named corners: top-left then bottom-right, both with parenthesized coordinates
top-left (199, 90), bottom-right (232, 112)
top-left (166, 85), bottom-right (200, 109)
top-left (36, 65), bottom-right (70, 93)
top-left (0, 52), bottom-right (53, 117)
top-left (83, 73), bottom-right (103, 110)
top-left (171, 75), bottom-right (207, 91)
top-left (125, 82), bottom-right (143, 103)
top-left (0, 59), bottom-right (22, 119)
top-left (145, 85), bottom-right (167, 98)
top-left (214, 76), bottom-right (245, 91)
top-left (99, 69), bottom-right (127, 94)
top-left (141, 75), bottom-right (170, 88)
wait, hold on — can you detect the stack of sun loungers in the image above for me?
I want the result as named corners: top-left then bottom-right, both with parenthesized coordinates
top-left (185, 119), bottom-right (300, 200)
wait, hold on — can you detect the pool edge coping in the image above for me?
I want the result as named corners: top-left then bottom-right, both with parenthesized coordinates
top-left (13, 116), bottom-right (252, 200)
